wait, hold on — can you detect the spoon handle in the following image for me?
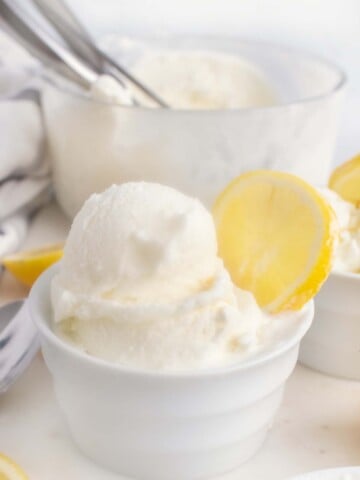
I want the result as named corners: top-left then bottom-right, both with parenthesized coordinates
top-left (32, 0), bottom-right (169, 107)
top-left (0, 300), bottom-right (39, 394)
top-left (0, 0), bottom-right (98, 88)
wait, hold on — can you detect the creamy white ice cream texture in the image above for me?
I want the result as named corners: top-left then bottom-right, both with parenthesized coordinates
top-left (90, 50), bottom-right (276, 110)
top-left (320, 188), bottom-right (360, 273)
top-left (52, 182), bottom-right (305, 371)
top-left (132, 50), bottom-right (276, 109)
top-left (90, 74), bottom-right (134, 106)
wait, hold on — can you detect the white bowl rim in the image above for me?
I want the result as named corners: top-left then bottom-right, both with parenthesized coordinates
top-left (29, 264), bottom-right (313, 379)
top-left (330, 269), bottom-right (360, 281)
top-left (289, 466), bottom-right (360, 479)
top-left (43, 34), bottom-right (347, 114)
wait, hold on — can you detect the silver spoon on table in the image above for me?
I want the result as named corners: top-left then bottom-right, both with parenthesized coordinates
top-left (0, 299), bottom-right (39, 393)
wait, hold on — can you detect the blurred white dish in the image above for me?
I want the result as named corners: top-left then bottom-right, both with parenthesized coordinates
top-left (299, 270), bottom-right (360, 380)
top-left (30, 264), bottom-right (313, 480)
top-left (289, 467), bottom-right (360, 479)
top-left (42, 36), bottom-right (345, 218)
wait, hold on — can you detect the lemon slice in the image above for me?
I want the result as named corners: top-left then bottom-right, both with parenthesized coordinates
top-left (0, 453), bottom-right (28, 480)
top-left (329, 153), bottom-right (360, 206)
top-left (2, 244), bottom-right (63, 287)
top-left (213, 170), bottom-right (335, 313)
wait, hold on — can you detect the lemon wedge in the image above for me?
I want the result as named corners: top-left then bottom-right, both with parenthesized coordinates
top-left (2, 244), bottom-right (63, 287)
top-left (0, 453), bottom-right (28, 480)
top-left (329, 153), bottom-right (360, 206)
top-left (213, 170), bottom-right (335, 313)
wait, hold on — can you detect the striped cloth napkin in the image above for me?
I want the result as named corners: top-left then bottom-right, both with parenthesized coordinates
top-left (0, 32), bottom-right (51, 259)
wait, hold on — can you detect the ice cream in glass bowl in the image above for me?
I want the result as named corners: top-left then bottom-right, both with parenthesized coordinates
top-left (30, 171), bottom-right (335, 479)
top-left (41, 35), bottom-right (346, 219)
top-left (299, 154), bottom-right (360, 380)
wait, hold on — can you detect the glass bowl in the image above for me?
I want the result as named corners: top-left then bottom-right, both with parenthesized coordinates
top-left (41, 36), bottom-right (346, 218)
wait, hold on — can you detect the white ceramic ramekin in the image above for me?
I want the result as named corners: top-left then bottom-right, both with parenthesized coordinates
top-left (289, 466), bottom-right (360, 479)
top-left (29, 266), bottom-right (313, 480)
top-left (299, 270), bottom-right (360, 380)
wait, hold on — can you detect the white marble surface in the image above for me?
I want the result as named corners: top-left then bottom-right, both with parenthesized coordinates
top-left (1, 204), bottom-right (360, 479)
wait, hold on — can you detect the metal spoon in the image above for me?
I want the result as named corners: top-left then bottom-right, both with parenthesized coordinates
top-left (0, 299), bottom-right (39, 394)
top-left (31, 0), bottom-right (169, 107)
top-left (0, 0), bottom-right (168, 107)
top-left (0, 0), bottom-right (99, 89)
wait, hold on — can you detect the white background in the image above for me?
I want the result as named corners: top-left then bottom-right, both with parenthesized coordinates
top-left (68, 0), bottom-right (360, 164)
